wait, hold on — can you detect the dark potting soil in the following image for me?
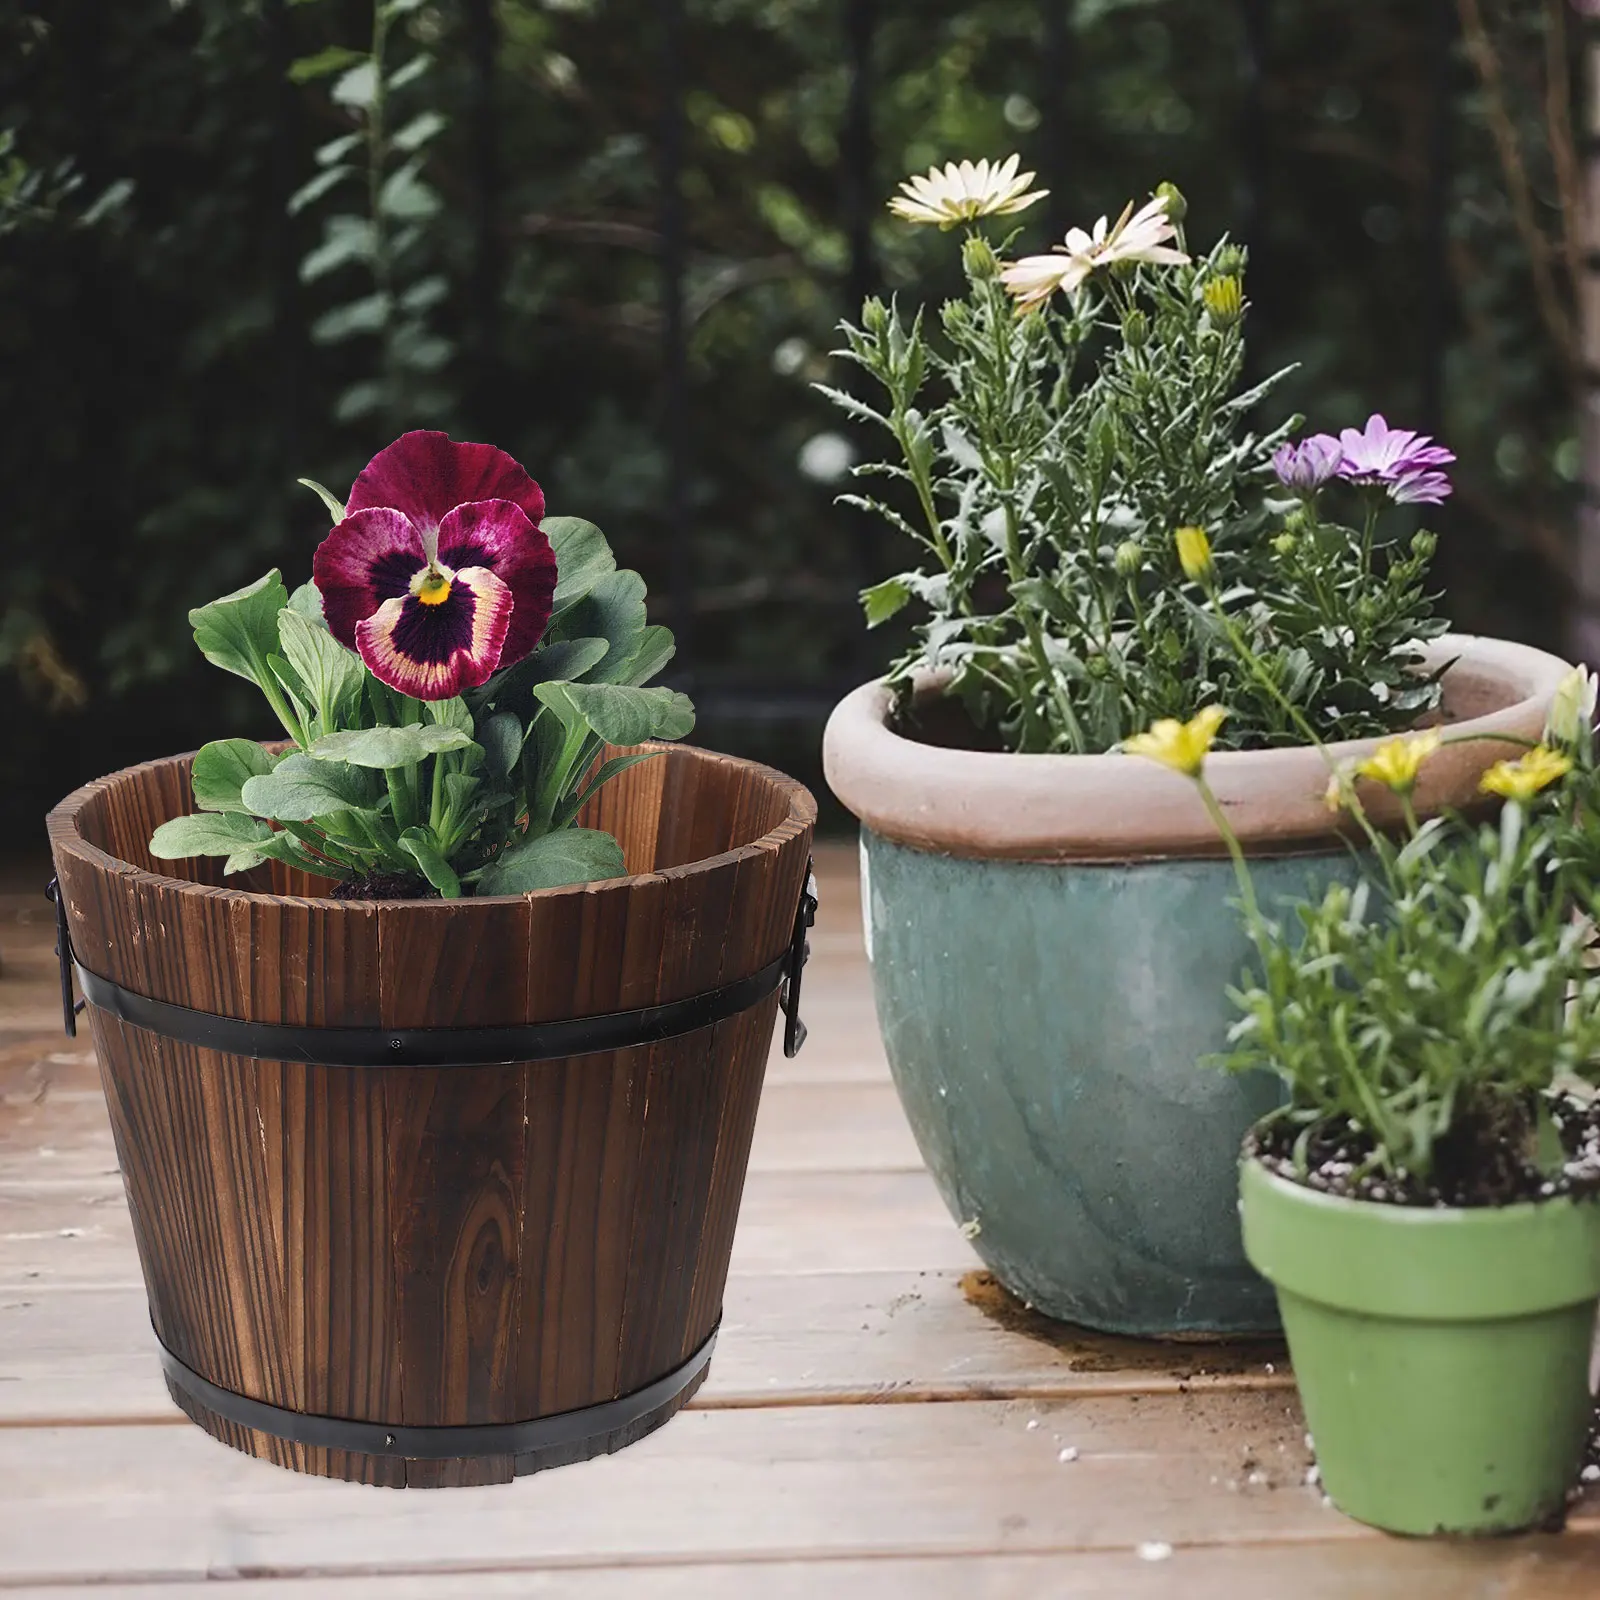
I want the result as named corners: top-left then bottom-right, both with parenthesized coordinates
top-left (1247, 1093), bottom-right (1600, 1209)
top-left (327, 871), bottom-right (439, 902)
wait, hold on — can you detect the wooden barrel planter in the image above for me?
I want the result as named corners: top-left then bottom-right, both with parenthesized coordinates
top-left (45, 743), bottom-right (816, 1488)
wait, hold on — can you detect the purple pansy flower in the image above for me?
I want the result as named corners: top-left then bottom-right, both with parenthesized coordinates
top-left (1272, 434), bottom-right (1343, 494)
top-left (313, 431), bottom-right (557, 700)
top-left (1336, 413), bottom-right (1455, 501)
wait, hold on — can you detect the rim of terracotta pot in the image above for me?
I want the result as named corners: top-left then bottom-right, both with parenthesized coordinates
top-left (821, 632), bottom-right (1573, 861)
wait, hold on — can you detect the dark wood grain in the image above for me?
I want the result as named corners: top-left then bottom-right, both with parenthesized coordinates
top-left (44, 743), bottom-right (816, 1487)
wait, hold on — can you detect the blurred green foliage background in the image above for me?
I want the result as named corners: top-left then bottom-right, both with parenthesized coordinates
top-left (0, 0), bottom-right (1579, 834)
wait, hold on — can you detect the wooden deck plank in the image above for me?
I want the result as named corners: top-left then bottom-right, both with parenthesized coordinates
top-left (0, 1269), bottom-right (1292, 1425)
top-left (22, 1540), bottom-right (1600, 1600)
top-left (0, 1391), bottom-right (1359, 1585)
top-left (0, 1075), bottom-right (921, 1188)
top-left (0, 1166), bottom-right (978, 1290)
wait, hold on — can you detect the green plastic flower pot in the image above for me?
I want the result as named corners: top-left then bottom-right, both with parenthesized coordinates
top-left (1240, 1156), bottom-right (1600, 1536)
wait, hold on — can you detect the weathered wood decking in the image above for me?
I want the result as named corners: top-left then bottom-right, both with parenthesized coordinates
top-left (2, 845), bottom-right (1598, 1596)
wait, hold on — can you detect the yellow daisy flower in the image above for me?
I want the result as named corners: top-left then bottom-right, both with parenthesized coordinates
top-left (1124, 706), bottom-right (1228, 779)
top-left (1354, 730), bottom-right (1440, 797)
top-left (1479, 745), bottom-right (1572, 802)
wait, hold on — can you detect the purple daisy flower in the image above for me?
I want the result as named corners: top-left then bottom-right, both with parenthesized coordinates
top-left (1272, 434), bottom-right (1343, 494)
top-left (1386, 468), bottom-right (1453, 506)
top-left (1336, 414), bottom-right (1455, 484)
top-left (313, 430), bottom-right (557, 700)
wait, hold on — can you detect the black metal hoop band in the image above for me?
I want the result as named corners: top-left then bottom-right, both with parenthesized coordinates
top-left (157, 1324), bottom-right (717, 1462)
top-left (49, 862), bottom-right (817, 1064)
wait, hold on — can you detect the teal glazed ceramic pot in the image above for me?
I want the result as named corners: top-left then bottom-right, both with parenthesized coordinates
top-left (823, 635), bottom-right (1571, 1337)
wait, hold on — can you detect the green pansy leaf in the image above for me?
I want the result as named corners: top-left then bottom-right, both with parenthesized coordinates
top-left (150, 811), bottom-right (275, 868)
top-left (486, 637), bottom-right (610, 708)
top-left (308, 722), bottom-right (476, 769)
top-left (397, 828), bottom-right (461, 898)
top-left (476, 827), bottom-right (627, 894)
top-left (533, 681), bottom-right (695, 746)
top-left (240, 754), bottom-right (378, 822)
top-left (545, 517), bottom-right (617, 611)
top-left (286, 581), bottom-right (329, 625)
top-left (549, 569), bottom-right (647, 677)
top-left (191, 739), bottom-right (281, 814)
top-left (279, 608), bottom-right (365, 733)
top-left (479, 711), bottom-right (524, 776)
top-left (611, 624), bottom-right (675, 687)
top-left (189, 570), bottom-right (289, 689)
top-left (424, 695), bottom-right (473, 734)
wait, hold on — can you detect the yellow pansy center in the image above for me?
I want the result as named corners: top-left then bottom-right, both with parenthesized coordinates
top-left (412, 564), bottom-right (453, 606)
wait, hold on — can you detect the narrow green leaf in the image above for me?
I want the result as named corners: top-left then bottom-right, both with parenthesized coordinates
top-left (288, 45), bottom-right (367, 84)
top-left (191, 739), bottom-right (280, 814)
top-left (314, 132), bottom-right (363, 167)
top-left (397, 828), bottom-right (461, 898)
top-left (477, 827), bottom-right (626, 894)
top-left (391, 110), bottom-right (448, 152)
top-left (331, 60), bottom-right (378, 109)
top-left (287, 165), bottom-right (354, 216)
top-left (311, 293), bottom-right (390, 344)
top-left (386, 55), bottom-right (432, 91)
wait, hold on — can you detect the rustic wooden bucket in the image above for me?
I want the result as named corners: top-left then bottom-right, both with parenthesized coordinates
top-left (45, 743), bottom-right (815, 1487)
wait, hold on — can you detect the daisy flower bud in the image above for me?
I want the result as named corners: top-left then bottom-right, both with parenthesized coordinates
top-left (1174, 526), bottom-right (1213, 583)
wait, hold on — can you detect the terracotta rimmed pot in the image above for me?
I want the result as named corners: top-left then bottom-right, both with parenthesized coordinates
top-left (822, 634), bottom-right (1572, 1337)
top-left (1241, 1156), bottom-right (1600, 1534)
top-left (47, 743), bottom-right (815, 1488)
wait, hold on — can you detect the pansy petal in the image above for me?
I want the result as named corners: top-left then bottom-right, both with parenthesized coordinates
top-left (345, 429), bottom-right (547, 537)
top-left (312, 507), bottom-right (427, 649)
top-left (435, 499), bottom-right (558, 664)
top-left (354, 565), bottom-right (513, 701)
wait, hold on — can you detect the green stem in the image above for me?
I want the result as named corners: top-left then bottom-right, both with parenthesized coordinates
top-left (384, 766), bottom-right (414, 833)
top-left (1196, 778), bottom-right (1266, 946)
top-left (429, 751), bottom-right (447, 833)
top-left (1201, 577), bottom-right (1385, 853)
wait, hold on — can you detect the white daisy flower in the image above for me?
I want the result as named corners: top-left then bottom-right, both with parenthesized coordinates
top-left (887, 154), bottom-right (1049, 230)
top-left (1000, 195), bottom-right (1190, 312)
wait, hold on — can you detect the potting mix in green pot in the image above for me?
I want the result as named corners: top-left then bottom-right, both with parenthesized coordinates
top-left (1134, 665), bottom-right (1600, 1536)
top-left (820, 157), bottom-right (1569, 1336)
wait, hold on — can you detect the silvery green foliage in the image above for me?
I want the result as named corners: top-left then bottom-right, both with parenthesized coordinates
top-left (1223, 728), bottom-right (1600, 1189)
top-left (826, 222), bottom-right (1448, 755)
